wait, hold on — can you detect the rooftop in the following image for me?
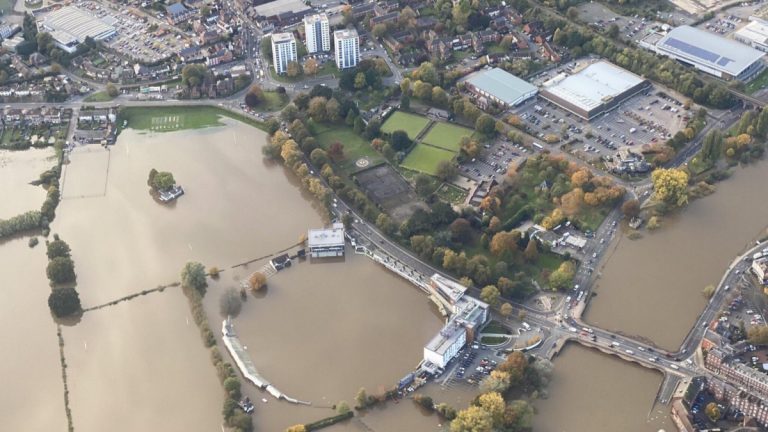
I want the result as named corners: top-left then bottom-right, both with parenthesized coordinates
top-left (307, 223), bottom-right (345, 248)
top-left (425, 320), bottom-right (465, 356)
top-left (334, 28), bottom-right (359, 39)
top-left (465, 68), bottom-right (537, 106)
top-left (271, 32), bottom-right (295, 44)
top-left (735, 18), bottom-right (768, 46)
top-left (657, 25), bottom-right (765, 77)
top-left (431, 274), bottom-right (468, 304)
top-left (41, 6), bottom-right (116, 43)
top-left (303, 13), bottom-right (328, 25)
top-left (167, 2), bottom-right (189, 15)
top-left (542, 61), bottom-right (645, 112)
top-left (254, 0), bottom-right (310, 17)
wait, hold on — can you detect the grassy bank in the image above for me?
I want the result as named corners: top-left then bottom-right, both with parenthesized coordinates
top-left (83, 91), bottom-right (117, 103)
top-left (118, 106), bottom-right (266, 134)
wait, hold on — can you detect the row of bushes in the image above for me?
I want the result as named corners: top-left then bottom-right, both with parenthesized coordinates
top-left (180, 264), bottom-right (252, 432)
top-left (304, 411), bottom-right (354, 431)
top-left (45, 237), bottom-right (82, 318)
top-left (0, 210), bottom-right (42, 239)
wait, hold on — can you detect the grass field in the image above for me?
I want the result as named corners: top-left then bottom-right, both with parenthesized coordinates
top-left (119, 106), bottom-right (266, 133)
top-left (251, 91), bottom-right (289, 112)
top-left (83, 91), bottom-right (116, 103)
top-left (309, 122), bottom-right (384, 175)
top-left (401, 143), bottom-right (455, 175)
top-left (381, 111), bottom-right (431, 139)
top-left (421, 122), bottom-right (473, 152)
top-left (745, 68), bottom-right (768, 94)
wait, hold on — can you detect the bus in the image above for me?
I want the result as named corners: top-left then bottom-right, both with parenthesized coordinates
top-left (532, 142), bottom-right (544, 150)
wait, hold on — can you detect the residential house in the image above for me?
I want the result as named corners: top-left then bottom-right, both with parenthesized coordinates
top-left (166, 3), bottom-right (195, 25)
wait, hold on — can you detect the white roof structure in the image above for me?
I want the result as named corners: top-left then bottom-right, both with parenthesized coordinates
top-left (40, 6), bottom-right (117, 44)
top-left (254, 0), bottom-right (309, 17)
top-left (564, 235), bottom-right (587, 249)
top-left (735, 18), bottom-right (768, 49)
top-left (307, 223), bottom-right (345, 248)
top-left (465, 68), bottom-right (538, 107)
top-left (431, 273), bottom-right (468, 304)
top-left (542, 61), bottom-right (645, 113)
top-left (656, 25), bottom-right (765, 78)
top-left (271, 32), bottom-right (295, 44)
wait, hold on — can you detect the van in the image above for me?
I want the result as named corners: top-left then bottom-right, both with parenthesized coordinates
top-left (670, 364), bottom-right (679, 370)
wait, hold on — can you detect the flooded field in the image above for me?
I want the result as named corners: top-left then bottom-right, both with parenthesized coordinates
top-left (0, 147), bottom-right (55, 219)
top-left (535, 344), bottom-right (672, 432)
top-left (587, 161), bottom-right (768, 350)
top-left (0, 237), bottom-right (67, 430)
top-left (205, 250), bottom-right (444, 431)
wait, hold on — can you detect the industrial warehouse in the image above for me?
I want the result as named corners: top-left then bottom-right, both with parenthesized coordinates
top-left (39, 6), bottom-right (117, 53)
top-left (539, 60), bottom-right (650, 121)
top-left (464, 67), bottom-right (538, 108)
top-left (641, 25), bottom-right (765, 82)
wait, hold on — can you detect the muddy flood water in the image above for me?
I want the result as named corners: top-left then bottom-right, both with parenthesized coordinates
top-left (0, 147), bottom-right (55, 219)
top-left (7, 115), bottom-right (767, 431)
top-left (587, 161), bottom-right (768, 350)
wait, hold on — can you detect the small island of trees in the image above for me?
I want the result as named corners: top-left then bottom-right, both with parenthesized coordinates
top-left (148, 168), bottom-right (184, 203)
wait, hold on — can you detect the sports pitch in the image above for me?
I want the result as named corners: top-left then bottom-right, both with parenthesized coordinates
top-left (421, 122), bottom-right (473, 152)
top-left (400, 143), bottom-right (455, 175)
top-left (381, 111), bottom-right (431, 139)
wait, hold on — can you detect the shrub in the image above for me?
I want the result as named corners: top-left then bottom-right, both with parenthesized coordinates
top-left (0, 210), bottom-right (42, 238)
top-left (48, 287), bottom-right (81, 317)
top-left (28, 237), bottom-right (39, 248)
top-left (47, 256), bottom-right (76, 285)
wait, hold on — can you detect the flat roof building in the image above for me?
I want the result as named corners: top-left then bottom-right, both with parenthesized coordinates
top-left (647, 25), bottom-right (765, 81)
top-left (40, 6), bottom-right (117, 53)
top-left (303, 13), bottom-right (330, 53)
top-left (540, 60), bottom-right (650, 121)
top-left (735, 17), bottom-right (768, 53)
top-left (334, 28), bottom-right (360, 70)
top-left (307, 222), bottom-right (345, 258)
top-left (464, 68), bottom-right (538, 108)
top-left (270, 32), bottom-right (297, 75)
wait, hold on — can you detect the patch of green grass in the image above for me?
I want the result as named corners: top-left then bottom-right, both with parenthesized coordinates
top-left (401, 143), bottom-right (455, 175)
top-left (271, 62), bottom-right (337, 83)
top-left (0, 0), bottom-right (15, 13)
top-left (119, 106), bottom-right (266, 134)
top-left (482, 320), bottom-right (511, 335)
top-left (356, 89), bottom-right (390, 111)
top-left (251, 91), bottom-right (289, 112)
top-left (480, 336), bottom-right (508, 345)
top-left (745, 68), bottom-right (768, 94)
top-left (435, 183), bottom-right (468, 205)
top-left (83, 91), bottom-right (116, 102)
top-left (422, 122), bottom-right (473, 152)
top-left (381, 111), bottom-right (431, 139)
top-left (309, 122), bottom-right (384, 176)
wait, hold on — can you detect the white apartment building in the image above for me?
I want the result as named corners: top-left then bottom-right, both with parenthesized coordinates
top-left (303, 13), bottom-right (330, 53)
top-left (271, 32), bottom-right (297, 75)
top-left (334, 28), bottom-right (360, 69)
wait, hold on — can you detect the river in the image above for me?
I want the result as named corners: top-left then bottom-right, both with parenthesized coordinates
top-left (587, 161), bottom-right (768, 350)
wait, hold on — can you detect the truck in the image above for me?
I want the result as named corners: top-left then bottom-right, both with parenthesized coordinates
top-left (521, 322), bottom-right (531, 331)
top-left (532, 142), bottom-right (544, 150)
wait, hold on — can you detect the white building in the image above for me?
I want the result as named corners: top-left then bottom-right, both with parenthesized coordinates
top-left (735, 17), bottom-right (768, 53)
top-left (271, 32), bottom-right (297, 75)
top-left (753, 257), bottom-right (768, 285)
top-left (39, 6), bottom-right (117, 53)
top-left (307, 223), bottom-right (345, 258)
top-left (424, 321), bottom-right (467, 368)
top-left (334, 28), bottom-right (359, 69)
top-left (303, 13), bottom-right (330, 53)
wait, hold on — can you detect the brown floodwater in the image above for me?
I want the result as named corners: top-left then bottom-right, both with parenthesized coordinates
top-left (587, 161), bottom-right (768, 350)
top-left (0, 147), bottom-right (55, 219)
top-left (0, 237), bottom-right (67, 430)
top-left (535, 344), bottom-right (673, 432)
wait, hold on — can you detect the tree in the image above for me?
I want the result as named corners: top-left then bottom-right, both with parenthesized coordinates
top-left (355, 387), bottom-right (369, 408)
top-left (432, 86), bottom-right (449, 107)
top-left (413, 393), bottom-right (434, 409)
top-left (328, 141), bottom-right (345, 161)
top-left (310, 148), bottom-right (328, 167)
top-left (22, 12), bottom-right (38, 42)
top-left (336, 401), bottom-right (351, 414)
top-left (106, 83), bottom-right (119, 98)
top-left (450, 218), bottom-right (472, 243)
top-left (548, 261), bottom-right (575, 291)
top-left (523, 239), bottom-right (539, 262)
top-left (354, 72), bottom-right (367, 89)
top-left (705, 402), bottom-right (721, 422)
top-left (286, 61), bottom-right (302, 77)
top-left (436, 161), bottom-right (458, 181)
top-left (223, 377), bottom-right (241, 399)
top-left (181, 262), bottom-right (208, 294)
top-left (451, 405), bottom-right (493, 432)
top-left (413, 174), bottom-right (434, 197)
top-left (249, 272), bottom-right (267, 291)
top-left (326, 98), bottom-right (341, 123)
top-left (651, 168), bottom-right (689, 207)
top-left (480, 285), bottom-right (501, 307)
top-left (181, 64), bottom-right (210, 87)
top-left (478, 392), bottom-right (505, 428)
top-left (308, 96), bottom-right (328, 122)
top-left (412, 61), bottom-right (439, 85)
top-left (503, 400), bottom-right (534, 430)
top-left (220, 288), bottom-right (243, 317)
top-left (702, 284), bottom-right (715, 299)
top-left (475, 114), bottom-right (496, 135)
top-left (390, 129), bottom-right (411, 151)
top-left (479, 370), bottom-right (511, 394)
top-left (304, 58), bottom-right (319, 75)
top-left (244, 84), bottom-right (264, 107)
top-left (489, 231), bottom-right (519, 256)
top-left (748, 325), bottom-right (768, 344)
top-left (47, 256), bottom-right (76, 285)
top-left (621, 199), bottom-right (640, 218)
top-left (149, 170), bottom-right (175, 191)
top-left (47, 239), bottom-right (71, 260)
top-left (372, 23), bottom-right (388, 38)
top-left (500, 303), bottom-right (513, 318)
top-left (48, 287), bottom-right (81, 317)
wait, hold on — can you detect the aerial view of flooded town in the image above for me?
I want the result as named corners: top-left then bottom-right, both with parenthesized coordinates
top-left (8, 0), bottom-right (768, 430)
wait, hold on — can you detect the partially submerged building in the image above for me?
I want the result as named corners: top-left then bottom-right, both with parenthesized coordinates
top-left (307, 223), bottom-right (345, 258)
